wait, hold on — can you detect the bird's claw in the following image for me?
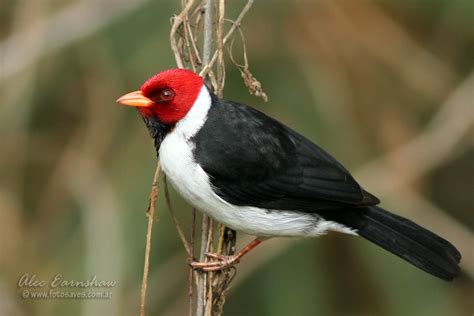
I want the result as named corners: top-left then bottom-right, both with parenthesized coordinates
top-left (189, 253), bottom-right (240, 272)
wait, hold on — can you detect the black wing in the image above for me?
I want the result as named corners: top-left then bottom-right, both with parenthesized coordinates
top-left (192, 95), bottom-right (379, 212)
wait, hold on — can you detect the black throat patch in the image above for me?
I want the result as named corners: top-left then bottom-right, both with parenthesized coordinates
top-left (141, 115), bottom-right (173, 157)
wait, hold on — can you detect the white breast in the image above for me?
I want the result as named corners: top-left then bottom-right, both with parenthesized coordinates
top-left (159, 87), bottom-right (356, 237)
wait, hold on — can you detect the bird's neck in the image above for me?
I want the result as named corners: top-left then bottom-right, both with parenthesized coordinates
top-left (140, 114), bottom-right (173, 157)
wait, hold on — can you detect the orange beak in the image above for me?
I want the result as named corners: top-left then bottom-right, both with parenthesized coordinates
top-left (116, 90), bottom-right (153, 107)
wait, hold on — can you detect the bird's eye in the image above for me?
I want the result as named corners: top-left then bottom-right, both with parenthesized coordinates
top-left (160, 89), bottom-right (174, 101)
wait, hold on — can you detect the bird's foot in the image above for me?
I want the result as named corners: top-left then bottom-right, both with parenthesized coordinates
top-left (189, 253), bottom-right (240, 272)
top-left (189, 238), bottom-right (264, 272)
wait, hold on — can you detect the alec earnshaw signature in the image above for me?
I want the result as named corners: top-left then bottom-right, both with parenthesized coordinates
top-left (17, 273), bottom-right (116, 288)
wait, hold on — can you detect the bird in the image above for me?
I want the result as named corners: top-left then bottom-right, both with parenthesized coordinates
top-left (117, 68), bottom-right (461, 280)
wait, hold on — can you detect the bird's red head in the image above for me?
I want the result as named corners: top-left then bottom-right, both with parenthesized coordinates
top-left (117, 69), bottom-right (204, 124)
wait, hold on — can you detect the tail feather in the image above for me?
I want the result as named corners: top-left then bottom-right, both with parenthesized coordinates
top-left (367, 206), bottom-right (461, 263)
top-left (321, 206), bottom-right (461, 281)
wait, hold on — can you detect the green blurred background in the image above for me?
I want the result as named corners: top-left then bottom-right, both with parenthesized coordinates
top-left (1, 0), bottom-right (473, 315)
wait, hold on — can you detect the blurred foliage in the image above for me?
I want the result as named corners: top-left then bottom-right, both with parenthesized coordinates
top-left (1, 0), bottom-right (473, 316)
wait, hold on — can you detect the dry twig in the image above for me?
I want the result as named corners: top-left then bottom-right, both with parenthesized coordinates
top-left (196, 0), bottom-right (214, 313)
top-left (163, 176), bottom-right (192, 256)
top-left (227, 26), bottom-right (267, 102)
top-left (188, 209), bottom-right (197, 316)
top-left (199, 0), bottom-right (255, 77)
top-left (170, 0), bottom-right (197, 69)
top-left (140, 161), bottom-right (161, 316)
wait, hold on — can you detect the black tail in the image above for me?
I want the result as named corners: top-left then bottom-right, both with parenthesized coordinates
top-left (321, 206), bottom-right (461, 281)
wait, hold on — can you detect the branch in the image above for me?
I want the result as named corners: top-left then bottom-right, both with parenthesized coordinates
top-left (163, 176), bottom-right (192, 256)
top-left (215, 0), bottom-right (226, 96)
top-left (196, 0), bottom-right (214, 314)
top-left (199, 0), bottom-right (254, 76)
top-left (202, 0), bottom-right (213, 65)
top-left (188, 209), bottom-right (196, 316)
top-left (170, 0), bottom-right (196, 68)
top-left (140, 161), bottom-right (161, 316)
top-left (196, 214), bottom-right (210, 316)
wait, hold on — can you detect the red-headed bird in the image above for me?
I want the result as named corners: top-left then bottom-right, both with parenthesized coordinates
top-left (117, 69), bottom-right (461, 280)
